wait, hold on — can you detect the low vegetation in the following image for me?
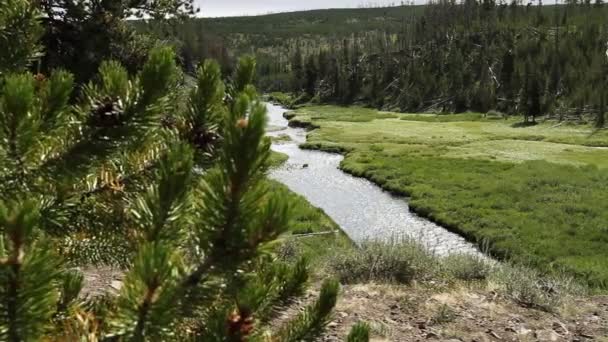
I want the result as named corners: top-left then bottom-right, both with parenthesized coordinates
top-left (280, 237), bottom-right (606, 340)
top-left (288, 105), bottom-right (608, 287)
top-left (324, 239), bottom-right (584, 312)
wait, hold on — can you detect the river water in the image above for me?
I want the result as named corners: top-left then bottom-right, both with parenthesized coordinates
top-left (267, 103), bottom-right (482, 256)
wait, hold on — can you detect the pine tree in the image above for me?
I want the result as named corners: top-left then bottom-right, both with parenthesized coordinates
top-left (0, 2), bottom-right (339, 339)
top-left (38, 0), bottom-right (198, 80)
top-left (0, 0), bottom-right (42, 75)
top-left (304, 54), bottom-right (318, 97)
top-left (291, 43), bottom-right (304, 93)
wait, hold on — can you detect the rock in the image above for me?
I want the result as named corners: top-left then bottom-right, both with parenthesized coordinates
top-left (416, 320), bottom-right (427, 330)
top-left (425, 331), bottom-right (440, 339)
top-left (535, 329), bottom-right (562, 341)
top-left (302, 164), bottom-right (309, 168)
top-left (577, 332), bottom-right (594, 339)
top-left (327, 321), bottom-right (338, 328)
top-left (486, 329), bottom-right (502, 339)
top-left (552, 321), bottom-right (569, 336)
top-left (516, 326), bottom-right (533, 336)
top-left (338, 311), bottom-right (348, 318)
top-left (504, 326), bottom-right (516, 333)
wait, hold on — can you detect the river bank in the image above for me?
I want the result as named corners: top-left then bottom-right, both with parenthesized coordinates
top-left (279, 104), bottom-right (608, 288)
top-left (266, 103), bottom-right (482, 256)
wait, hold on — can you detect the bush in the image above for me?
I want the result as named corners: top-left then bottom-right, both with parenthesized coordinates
top-left (430, 304), bottom-right (457, 325)
top-left (347, 322), bottom-right (371, 342)
top-left (326, 240), bottom-right (439, 284)
top-left (490, 264), bottom-right (585, 312)
top-left (442, 253), bottom-right (493, 281)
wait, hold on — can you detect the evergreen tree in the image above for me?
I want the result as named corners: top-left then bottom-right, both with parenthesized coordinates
top-left (0, 2), bottom-right (340, 339)
top-left (0, 0), bottom-right (42, 75)
top-left (290, 43), bottom-right (304, 93)
top-left (304, 54), bottom-right (318, 97)
top-left (38, 0), bottom-right (198, 80)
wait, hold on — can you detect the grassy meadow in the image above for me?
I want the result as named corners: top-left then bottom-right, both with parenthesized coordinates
top-left (286, 105), bottom-right (608, 287)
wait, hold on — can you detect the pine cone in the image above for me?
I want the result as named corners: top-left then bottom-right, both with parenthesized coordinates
top-left (191, 126), bottom-right (219, 153)
top-left (226, 307), bottom-right (255, 341)
top-left (91, 97), bottom-right (124, 128)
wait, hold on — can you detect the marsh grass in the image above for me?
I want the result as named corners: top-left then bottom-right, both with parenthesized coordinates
top-left (287, 105), bottom-right (608, 287)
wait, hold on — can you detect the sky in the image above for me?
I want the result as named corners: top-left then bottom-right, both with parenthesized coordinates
top-left (198, 0), bottom-right (402, 17)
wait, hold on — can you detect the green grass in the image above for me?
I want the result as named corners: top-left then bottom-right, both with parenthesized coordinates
top-left (267, 179), bottom-right (352, 262)
top-left (266, 92), bottom-right (295, 107)
top-left (270, 134), bottom-right (292, 143)
top-left (268, 150), bottom-right (289, 168)
top-left (288, 105), bottom-right (608, 287)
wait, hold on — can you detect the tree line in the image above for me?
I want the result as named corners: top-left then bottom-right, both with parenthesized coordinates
top-left (251, 2), bottom-right (607, 126)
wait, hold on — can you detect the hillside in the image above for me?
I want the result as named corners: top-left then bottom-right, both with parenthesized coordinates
top-left (201, 6), bottom-right (424, 38)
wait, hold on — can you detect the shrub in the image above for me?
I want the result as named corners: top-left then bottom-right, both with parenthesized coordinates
top-left (490, 264), bottom-right (585, 312)
top-left (430, 304), bottom-right (457, 325)
top-left (347, 322), bottom-right (371, 342)
top-left (442, 253), bottom-right (494, 281)
top-left (326, 240), bottom-right (439, 284)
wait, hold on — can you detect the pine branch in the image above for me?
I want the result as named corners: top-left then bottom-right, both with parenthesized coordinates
top-left (268, 279), bottom-right (340, 342)
top-left (107, 242), bottom-right (184, 340)
top-left (248, 257), bottom-right (310, 325)
top-left (0, 199), bottom-right (64, 341)
top-left (129, 141), bottom-right (194, 244)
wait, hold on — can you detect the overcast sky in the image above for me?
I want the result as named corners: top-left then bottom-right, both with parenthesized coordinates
top-left (198, 0), bottom-right (403, 17)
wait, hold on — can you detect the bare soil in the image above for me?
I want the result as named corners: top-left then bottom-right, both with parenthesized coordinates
top-left (79, 267), bottom-right (608, 341)
top-left (276, 283), bottom-right (608, 342)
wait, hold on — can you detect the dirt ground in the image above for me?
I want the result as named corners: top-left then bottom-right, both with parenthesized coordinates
top-left (80, 267), bottom-right (608, 341)
top-left (275, 283), bottom-right (607, 342)
top-left (79, 265), bottom-right (124, 299)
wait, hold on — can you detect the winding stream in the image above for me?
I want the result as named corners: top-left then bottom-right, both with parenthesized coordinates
top-left (266, 103), bottom-right (482, 256)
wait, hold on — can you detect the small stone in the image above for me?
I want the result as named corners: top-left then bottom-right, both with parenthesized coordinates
top-left (517, 326), bottom-right (532, 336)
top-left (338, 311), bottom-right (348, 318)
top-left (327, 321), bottom-right (338, 328)
top-left (535, 329), bottom-right (561, 341)
top-left (425, 331), bottom-right (440, 339)
top-left (416, 320), bottom-right (427, 330)
top-left (552, 321), bottom-right (569, 336)
top-left (486, 329), bottom-right (502, 339)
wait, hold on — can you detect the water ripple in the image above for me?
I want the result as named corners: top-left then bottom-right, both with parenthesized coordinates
top-left (267, 103), bottom-right (482, 256)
